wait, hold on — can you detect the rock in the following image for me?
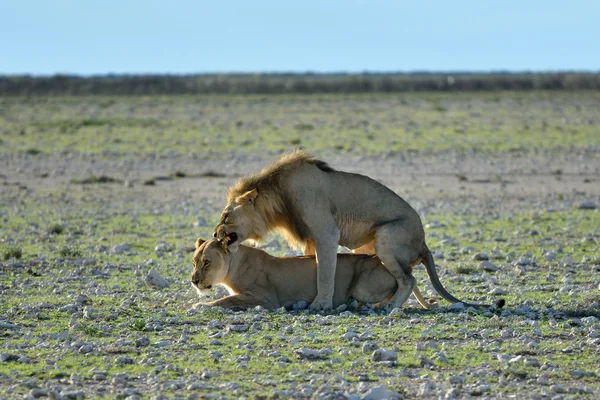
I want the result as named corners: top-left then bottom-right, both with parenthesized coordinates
top-left (417, 381), bottom-right (436, 396)
top-left (295, 348), bottom-right (326, 360)
top-left (0, 321), bottom-right (19, 329)
top-left (226, 324), bottom-right (249, 333)
top-left (58, 304), bottom-right (78, 314)
top-left (448, 302), bottom-right (465, 311)
top-left (209, 351), bottom-right (222, 362)
top-left (115, 356), bottom-right (134, 365)
top-left (78, 344), bottom-right (93, 354)
top-left (473, 253), bottom-right (489, 261)
top-left (135, 337), bottom-right (150, 347)
top-left (0, 353), bottom-right (20, 362)
top-left (479, 260), bottom-right (498, 272)
top-left (363, 385), bottom-right (401, 400)
top-left (292, 300), bottom-right (308, 310)
top-left (516, 257), bottom-right (531, 266)
top-left (28, 389), bottom-right (49, 398)
top-left (488, 287), bottom-right (507, 295)
top-left (568, 318), bottom-right (583, 327)
top-left (362, 342), bottom-right (379, 353)
top-left (524, 357), bottom-right (541, 367)
top-left (155, 242), bottom-right (173, 252)
top-left (371, 349), bottom-right (397, 362)
top-left (60, 390), bottom-right (85, 399)
top-left (551, 384), bottom-right (566, 393)
top-left (578, 201), bottom-right (596, 210)
top-left (341, 331), bottom-right (358, 340)
top-left (145, 270), bottom-right (170, 288)
top-left (111, 243), bottom-right (129, 254)
top-left (418, 355), bottom-right (435, 368)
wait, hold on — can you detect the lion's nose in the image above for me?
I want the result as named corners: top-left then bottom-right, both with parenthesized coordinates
top-left (192, 278), bottom-right (199, 285)
top-left (212, 231), bottom-right (217, 238)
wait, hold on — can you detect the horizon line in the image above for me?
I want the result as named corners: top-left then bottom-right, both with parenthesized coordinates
top-left (2, 69), bottom-right (600, 78)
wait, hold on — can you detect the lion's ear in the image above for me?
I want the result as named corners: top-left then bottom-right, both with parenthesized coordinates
top-left (235, 189), bottom-right (258, 204)
top-left (195, 237), bottom-right (206, 248)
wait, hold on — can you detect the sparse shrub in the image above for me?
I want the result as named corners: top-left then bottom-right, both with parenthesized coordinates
top-left (294, 123), bottom-right (314, 131)
top-left (49, 223), bottom-right (64, 235)
top-left (130, 318), bottom-right (146, 332)
top-left (25, 148), bottom-right (42, 155)
top-left (2, 246), bottom-right (23, 260)
top-left (58, 246), bottom-right (82, 258)
top-left (455, 263), bottom-right (477, 275)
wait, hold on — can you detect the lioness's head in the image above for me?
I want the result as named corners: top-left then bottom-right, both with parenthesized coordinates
top-left (191, 237), bottom-right (231, 295)
top-left (214, 188), bottom-right (268, 245)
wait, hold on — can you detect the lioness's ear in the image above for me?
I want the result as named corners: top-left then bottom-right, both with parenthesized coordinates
top-left (235, 189), bottom-right (258, 204)
top-left (195, 237), bottom-right (206, 248)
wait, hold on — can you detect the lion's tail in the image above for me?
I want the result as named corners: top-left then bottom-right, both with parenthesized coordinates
top-left (421, 244), bottom-right (504, 309)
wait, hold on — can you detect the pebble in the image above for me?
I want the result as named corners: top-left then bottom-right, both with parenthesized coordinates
top-left (111, 243), bottom-right (129, 254)
top-left (473, 253), bottom-right (489, 261)
top-left (362, 342), bottom-right (379, 353)
top-left (292, 300), bottom-right (308, 310)
top-left (0, 321), bottom-right (19, 329)
top-left (145, 270), bottom-right (170, 288)
top-left (448, 302), bottom-right (465, 311)
top-left (479, 260), bottom-right (499, 272)
top-left (363, 385), bottom-right (401, 400)
top-left (417, 381), bottom-right (436, 397)
top-left (295, 348), bottom-right (326, 360)
top-left (370, 348), bottom-right (397, 362)
top-left (488, 287), bottom-right (507, 295)
top-left (227, 324), bottom-right (249, 333)
top-left (551, 384), bottom-right (567, 393)
top-left (578, 200), bottom-right (596, 210)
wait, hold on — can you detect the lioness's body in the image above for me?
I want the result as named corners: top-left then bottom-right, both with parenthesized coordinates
top-left (191, 238), bottom-right (402, 310)
top-left (215, 150), bottom-right (489, 310)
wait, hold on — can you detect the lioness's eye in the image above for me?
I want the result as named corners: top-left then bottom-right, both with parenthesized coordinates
top-left (203, 260), bottom-right (211, 268)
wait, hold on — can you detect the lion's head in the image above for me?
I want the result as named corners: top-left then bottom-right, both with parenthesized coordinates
top-left (213, 188), bottom-right (268, 246)
top-left (213, 150), bottom-right (329, 250)
top-left (191, 237), bottom-right (232, 295)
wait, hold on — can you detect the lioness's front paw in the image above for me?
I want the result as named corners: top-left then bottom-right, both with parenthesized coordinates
top-left (308, 298), bottom-right (333, 310)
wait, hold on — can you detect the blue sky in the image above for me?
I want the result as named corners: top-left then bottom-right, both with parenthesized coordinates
top-left (1, 0), bottom-right (598, 75)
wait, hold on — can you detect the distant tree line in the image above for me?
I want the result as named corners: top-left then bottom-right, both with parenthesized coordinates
top-left (1, 72), bottom-right (599, 96)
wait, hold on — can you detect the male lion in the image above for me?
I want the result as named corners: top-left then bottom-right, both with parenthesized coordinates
top-left (214, 150), bottom-right (494, 310)
top-left (191, 237), bottom-right (424, 310)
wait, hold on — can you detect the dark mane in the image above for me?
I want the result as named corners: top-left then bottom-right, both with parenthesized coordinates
top-left (226, 150), bottom-right (334, 202)
top-left (226, 150), bottom-right (334, 248)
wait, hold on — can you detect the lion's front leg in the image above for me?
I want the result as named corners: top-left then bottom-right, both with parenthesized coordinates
top-left (195, 293), bottom-right (268, 310)
top-left (309, 229), bottom-right (340, 310)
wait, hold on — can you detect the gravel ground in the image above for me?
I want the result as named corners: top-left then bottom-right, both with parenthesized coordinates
top-left (1, 149), bottom-right (599, 400)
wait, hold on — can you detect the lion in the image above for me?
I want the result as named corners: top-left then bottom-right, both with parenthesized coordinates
top-left (214, 150), bottom-right (499, 310)
top-left (190, 237), bottom-right (434, 310)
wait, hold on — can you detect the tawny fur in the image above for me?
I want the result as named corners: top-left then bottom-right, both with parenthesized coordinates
top-left (191, 237), bottom-right (425, 310)
top-left (214, 150), bottom-right (497, 310)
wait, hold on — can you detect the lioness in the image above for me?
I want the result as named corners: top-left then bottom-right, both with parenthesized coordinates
top-left (214, 150), bottom-right (494, 310)
top-left (191, 237), bottom-right (423, 310)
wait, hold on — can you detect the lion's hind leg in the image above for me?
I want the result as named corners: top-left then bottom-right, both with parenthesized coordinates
top-left (373, 224), bottom-right (420, 310)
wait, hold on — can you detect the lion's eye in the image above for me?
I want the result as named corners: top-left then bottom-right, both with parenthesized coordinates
top-left (203, 260), bottom-right (211, 268)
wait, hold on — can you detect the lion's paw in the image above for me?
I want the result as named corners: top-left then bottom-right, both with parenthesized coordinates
top-left (308, 298), bottom-right (333, 311)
